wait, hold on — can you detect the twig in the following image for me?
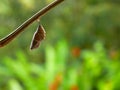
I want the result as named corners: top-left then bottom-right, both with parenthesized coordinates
top-left (0, 0), bottom-right (64, 47)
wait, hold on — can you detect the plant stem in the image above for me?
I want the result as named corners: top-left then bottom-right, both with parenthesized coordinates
top-left (0, 0), bottom-right (64, 47)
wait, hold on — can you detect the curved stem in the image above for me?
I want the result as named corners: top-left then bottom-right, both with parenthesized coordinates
top-left (0, 0), bottom-right (64, 47)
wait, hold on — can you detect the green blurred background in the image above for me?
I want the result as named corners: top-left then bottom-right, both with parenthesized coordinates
top-left (0, 0), bottom-right (120, 90)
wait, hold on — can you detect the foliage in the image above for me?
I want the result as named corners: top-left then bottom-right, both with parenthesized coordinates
top-left (0, 40), bottom-right (120, 90)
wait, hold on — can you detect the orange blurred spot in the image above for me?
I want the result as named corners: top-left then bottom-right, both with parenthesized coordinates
top-left (49, 82), bottom-right (58, 90)
top-left (49, 74), bottom-right (63, 90)
top-left (70, 85), bottom-right (79, 90)
top-left (72, 47), bottom-right (81, 57)
top-left (110, 50), bottom-right (118, 60)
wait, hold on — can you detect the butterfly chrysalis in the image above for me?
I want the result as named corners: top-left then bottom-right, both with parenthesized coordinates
top-left (30, 24), bottom-right (46, 50)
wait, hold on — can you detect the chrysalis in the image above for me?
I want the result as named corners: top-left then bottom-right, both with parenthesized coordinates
top-left (30, 24), bottom-right (46, 50)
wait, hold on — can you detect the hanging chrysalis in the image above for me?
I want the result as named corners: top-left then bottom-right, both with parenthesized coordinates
top-left (30, 24), bottom-right (46, 50)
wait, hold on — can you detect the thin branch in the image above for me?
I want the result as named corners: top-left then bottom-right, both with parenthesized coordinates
top-left (0, 0), bottom-right (64, 48)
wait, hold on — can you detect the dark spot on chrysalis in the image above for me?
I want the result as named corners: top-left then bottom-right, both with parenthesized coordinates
top-left (30, 24), bottom-right (46, 50)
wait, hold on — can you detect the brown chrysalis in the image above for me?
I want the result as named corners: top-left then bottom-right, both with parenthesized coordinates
top-left (30, 24), bottom-right (46, 50)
